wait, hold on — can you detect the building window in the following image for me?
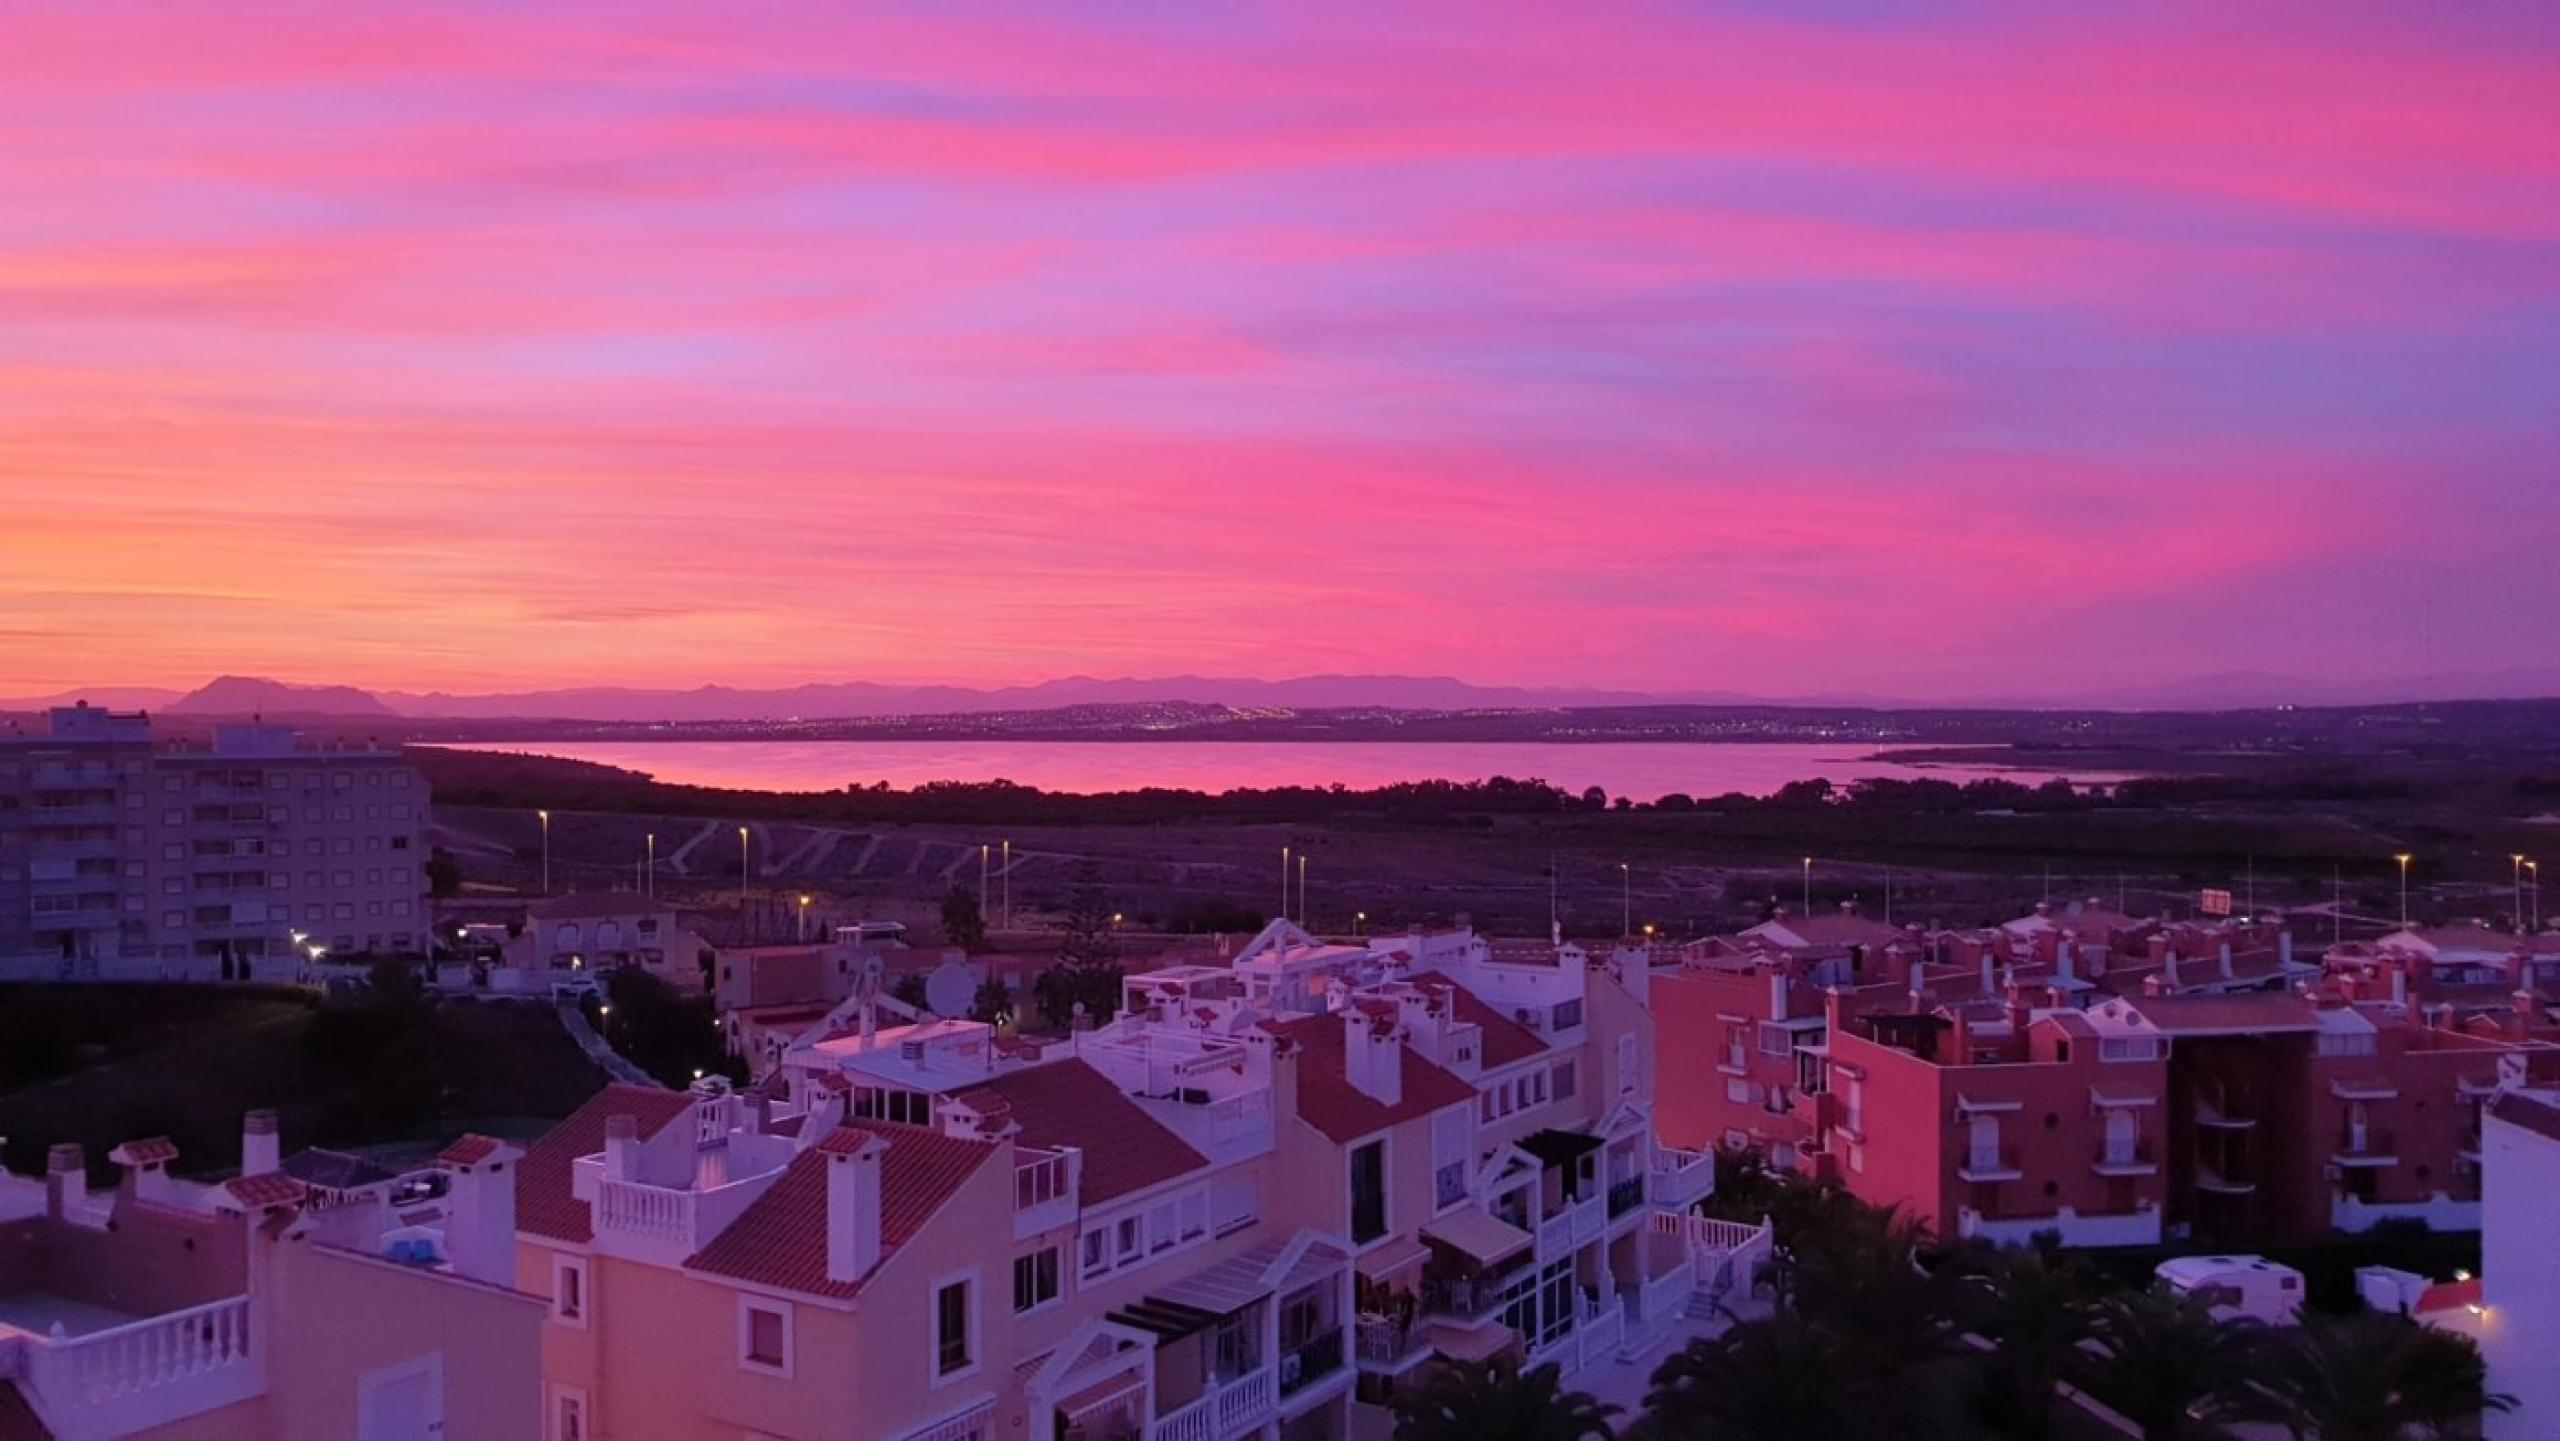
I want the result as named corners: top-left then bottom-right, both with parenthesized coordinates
top-left (739, 1299), bottom-right (793, 1378)
top-left (1013, 1247), bottom-right (1060, 1314)
top-left (552, 1256), bottom-right (588, 1327)
top-left (547, 1386), bottom-right (588, 1441)
top-left (1551, 999), bottom-right (1583, 1031)
top-left (1350, 1139), bottom-right (1388, 1244)
top-left (1553, 1059), bottom-right (1577, 1102)
top-left (1080, 1227), bottom-right (1110, 1278)
top-left (934, 1276), bottom-right (976, 1380)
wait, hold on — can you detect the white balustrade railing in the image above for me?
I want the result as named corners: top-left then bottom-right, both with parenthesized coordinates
top-left (1569, 1193), bottom-right (1604, 1246)
top-left (900, 1396), bottom-right (996, 1441)
top-left (595, 1177), bottom-right (693, 1244)
top-left (17, 1293), bottom-right (264, 1440)
top-left (1151, 1367), bottom-right (1272, 1441)
top-left (1647, 1146), bottom-right (1715, 1209)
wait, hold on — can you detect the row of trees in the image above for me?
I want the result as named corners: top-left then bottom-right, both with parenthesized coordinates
top-left (1394, 1181), bottom-right (2508, 1441)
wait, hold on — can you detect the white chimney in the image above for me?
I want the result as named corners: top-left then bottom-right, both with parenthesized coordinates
top-left (1343, 1011), bottom-right (1402, 1107)
top-left (823, 1132), bottom-right (887, 1283)
top-left (2217, 941), bottom-right (2234, 980)
top-left (437, 1136), bottom-right (522, 1286)
top-left (2279, 932), bottom-right (2294, 969)
top-left (2056, 941), bottom-right (2077, 983)
top-left (242, 1109), bottom-right (282, 1176)
top-left (45, 1144), bottom-right (86, 1216)
top-left (1767, 972), bottom-right (1787, 1021)
top-left (1979, 954), bottom-right (1996, 997)
top-left (605, 1113), bottom-right (641, 1182)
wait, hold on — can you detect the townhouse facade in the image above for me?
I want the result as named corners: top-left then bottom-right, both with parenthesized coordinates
top-left (508, 921), bottom-right (1748, 1441)
top-left (1653, 898), bottom-right (2559, 1248)
top-left (0, 1113), bottom-right (541, 1441)
top-left (0, 706), bottom-right (428, 973)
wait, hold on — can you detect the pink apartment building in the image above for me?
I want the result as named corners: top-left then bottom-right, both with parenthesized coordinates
top-left (0, 706), bottom-right (429, 973)
top-left (0, 1113), bottom-right (541, 1441)
top-left (510, 921), bottom-right (1748, 1441)
top-left (1653, 898), bottom-right (2559, 1247)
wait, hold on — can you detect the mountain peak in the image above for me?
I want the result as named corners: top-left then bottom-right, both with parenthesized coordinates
top-left (167, 676), bottom-right (395, 717)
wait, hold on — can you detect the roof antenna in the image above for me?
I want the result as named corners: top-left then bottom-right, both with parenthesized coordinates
top-left (1548, 853), bottom-right (1559, 943)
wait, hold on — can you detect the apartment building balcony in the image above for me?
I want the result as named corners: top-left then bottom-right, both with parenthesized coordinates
top-left (2194, 1164), bottom-right (2256, 1196)
top-left (2091, 1139), bottom-right (2159, 1178)
top-left (2332, 1129), bottom-right (2398, 1168)
top-left (1957, 1145), bottom-right (2024, 1184)
top-left (1605, 1175), bottom-right (1646, 1219)
top-left (1276, 1330), bottom-right (1345, 1400)
top-left (28, 801), bottom-right (122, 827)
top-left (581, 1163), bottom-right (786, 1266)
top-left (2193, 1097), bottom-right (2257, 1130)
top-left (0, 1293), bottom-right (263, 1441)
top-left (1353, 1314), bottom-right (1428, 1372)
top-left (1151, 1367), bottom-right (1273, 1441)
top-left (1957, 1201), bottom-right (2163, 1249)
top-left (1646, 1145), bottom-right (1715, 1211)
top-left (1535, 1193), bottom-right (1604, 1261)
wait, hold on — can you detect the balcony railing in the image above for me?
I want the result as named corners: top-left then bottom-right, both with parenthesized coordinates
top-left (1278, 1331), bottom-right (1345, 1397)
top-left (13, 1294), bottom-right (264, 1439)
top-left (2092, 1139), bottom-right (2157, 1176)
top-left (1153, 1367), bottom-right (1274, 1441)
top-left (1647, 1145), bottom-right (1715, 1210)
top-left (1958, 1146), bottom-right (2023, 1183)
top-left (1606, 1176), bottom-right (1646, 1217)
top-left (2334, 1130), bottom-right (2398, 1166)
top-left (1355, 1315), bottom-right (1422, 1368)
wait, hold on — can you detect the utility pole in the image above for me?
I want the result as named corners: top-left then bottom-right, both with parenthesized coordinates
top-left (980, 844), bottom-right (991, 928)
top-left (739, 826), bottom-right (752, 932)
top-left (1620, 862), bottom-right (1631, 938)
top-left (1801, 857), bottom-right (1812, 916)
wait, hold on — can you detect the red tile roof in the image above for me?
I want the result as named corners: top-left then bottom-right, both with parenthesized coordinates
top-left (685, 1124), bottom-right (995, 1300)
top-left (223, 1172), bottom-right (309, 1209)
top-left (1268, 1014), bottom-right (1479, 1144)
top-left (516, 1085), bottom-right (696, 1243)
top-left (109, 1137), bottom-right (179, 1167)
top-left (1440, 983), bottom-right (1549, 1069)
top-left (961, 1060), bottom-right (1207, 1204)
top-left (2125, 994), bottom-right (2321, 1034)
top-left (437, 1134), bottom-right (505, 1167)
top-left (813, 1127), bottom-right (880, 1156)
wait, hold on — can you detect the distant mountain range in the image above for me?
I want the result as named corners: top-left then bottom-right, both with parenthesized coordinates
top-left (6, 666), bottom-right (2558, 722)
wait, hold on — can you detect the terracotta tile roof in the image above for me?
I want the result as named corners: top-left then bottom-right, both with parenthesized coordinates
top-left (438, 1134), bottom-right (505, 1167)
top-left (961, 1060), bottom-right (1207, 1204)
top-left (2125, 993), bottom-right (2321, 1034)
top-left (1267, 1014), bottom-right (1479, 1145)
top-left (109, 1137), bottom-right (178, 1167)
top-left (223, 1172), bottom-right (308, 1209)
top-left (685, 1123), bottom-right (995, 1300)
top-left (813, 1127), bottom-right (880, 1156)
top-left (1440, 983), bottom-right (1549, 1069)
top-left (516, 1085), bottom-right (695, 1243)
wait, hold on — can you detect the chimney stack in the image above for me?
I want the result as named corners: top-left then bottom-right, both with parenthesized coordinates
top-left (437, 1136), bottom-right (522, 1286)
top-left (823, 1131), bottom-right (887, 1283)
top-left (1343, 1011), bottom-right (1402, 1106)
top-left (45, 1144), bottom-right (86, 1216)
top-left (242, 1109), bottom-right (282, 1176)
top-left (605, 1114), bottom-right (641, 1182)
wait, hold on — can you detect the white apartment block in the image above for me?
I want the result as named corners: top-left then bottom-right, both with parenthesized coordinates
top-left (0, 705), bottom-right (429, 972)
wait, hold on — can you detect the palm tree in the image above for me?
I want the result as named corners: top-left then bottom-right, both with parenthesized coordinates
top-left (1957, 1244), bottom-right (2096, 1441)
top-left (1391, 1358), bottom-right (1619, 1441)
top-left (1786, 1206), bottom-right (1969, 1377)
top-left (2076, 1291), bottom-right (2268, 1441)
top-left (1642, 1311), bottom-right (1950, 1440)
top-left (2255, 1309), bottom-right (2512, 1441)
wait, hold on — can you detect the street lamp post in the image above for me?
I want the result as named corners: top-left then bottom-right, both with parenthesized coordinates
top-left (537, 810), bottom-right (550, 896)
top-left (2513, 854), bottom-right (2528, 933)
top-left (1801, 856), bottom-right (1813, 917)
top-left (739, 827), bottom-right (752, 932)
top-left (980, 844), bottom-right (991, 928)
top-left (797, 894), bottom-right (812, 943)
top-left (645, 832), bottom-right (655, 900)
top-left (1281, 845), bottom-right (1291, 924)
top-left (2394, 853), bottom-right (2414, 929)
top-left (2529, 860), bottom-right (2541, 932)
top-left (1298, 854), bottom-right (1307, 931)
top-left (1620, 863), bottom-right (1631, 938)
top-left (1000, 839), bottom-right (1011, 931)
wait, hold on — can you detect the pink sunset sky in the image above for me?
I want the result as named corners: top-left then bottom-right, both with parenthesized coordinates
top-left (2, 2), bottom-right (2554, 700)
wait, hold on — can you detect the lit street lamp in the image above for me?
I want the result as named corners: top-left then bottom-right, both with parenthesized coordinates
top-left (537, 810), bottom-right (551, 896)
top-left (2394, 853), bottom-right (2414, 929)
top-left (1802, 856), bottom-right (1813, 916)
top-left (797, 894), bottom-right (812, 943)
top-left (2514, 854), bottom-right (2528, 933)
top-left (1620, 862), bottom-right (1631, 938)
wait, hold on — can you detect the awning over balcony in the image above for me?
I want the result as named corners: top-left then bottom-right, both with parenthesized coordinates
top-left (1355, 1236), bottom-right (1432, 1282)
top-left (2329, 1077), bottom-right (2399, 1101)
top-left (1955, 1094), bottom-right (2023, 1115)
top-left (1108, 1297), bottom-right (1225, 1341)
top-left (1422, 1208), bottom-right (1534, 1268)
top-left (1427, 1319), bottom-right (1516, 1364)
top-left (2089, 1086), bottom-right (2158, 1109)
top-left (1518, 1129), bottom-right (1605, 1169)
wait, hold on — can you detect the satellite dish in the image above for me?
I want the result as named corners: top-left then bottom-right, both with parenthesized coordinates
top-left (923, 958), bottom-right (979, 1018)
